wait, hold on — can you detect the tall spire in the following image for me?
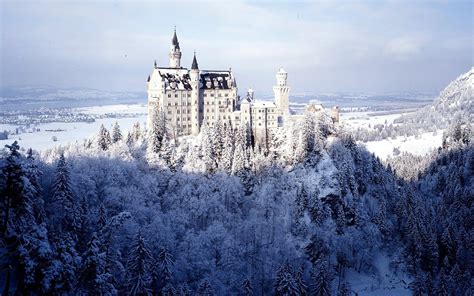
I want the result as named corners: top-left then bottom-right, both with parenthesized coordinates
top-left (172, 26), bottom-right (180, 50)
top-left (191, 51), bottom-right (199, 70)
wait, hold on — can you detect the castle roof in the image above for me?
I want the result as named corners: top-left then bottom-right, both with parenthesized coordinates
top-left (191, 52), bottom-right (199, 70)
top-left (172, 28), bottom-right (180, 50)
top-left (200, 71), bottom-right (233, 90)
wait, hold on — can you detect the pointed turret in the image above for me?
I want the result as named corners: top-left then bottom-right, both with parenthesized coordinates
top-left (169, 28), bottom-right (182, 68)
top-left (191, 52), bottom-right (199, 70)
top-left (172, 27), bottom-right (180, 50)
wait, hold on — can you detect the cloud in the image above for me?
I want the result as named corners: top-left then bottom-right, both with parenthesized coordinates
top-left (385, 35), bottom-right (427, 60)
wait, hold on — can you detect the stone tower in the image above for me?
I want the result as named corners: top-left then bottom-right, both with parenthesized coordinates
top-left (190, 52), bottom-right (200, 135)
top-left (169, 28), bottom-right (182, 68)
top-left (273, 68), bottom-right (290, 115)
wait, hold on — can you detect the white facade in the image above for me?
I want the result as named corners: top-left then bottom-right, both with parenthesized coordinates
top-left (147, 30), bottom-right (291, 140)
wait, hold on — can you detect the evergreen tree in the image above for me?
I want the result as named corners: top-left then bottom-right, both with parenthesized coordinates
top-left (241, 278), bottom-right (253, 296)
top-left (98, 124), bottom-right (112, 151)
top-left (78, 232), bottom-right (116, 296)
top-left (148, 111), bottom-right (167, 153)
top-left (45, 232), bottom-right (81, 294)
top-left (310, 259), bottom-right (332, 296)
top-left (112, 122), bottom-right (123, 143)
top-left (196, 279), bottom-right (215, 296)
top-left (221, 123), bottom-right (234, 173)
top-left (201, 122), bottom-right (217, 173)
top-left (274, 261), bottom-right (300, 296)
top-left (126, 232), bottom-right (153, 296)
top-left (153, 247), bottom-right (174, 292)
top-left (132, 122), bottom-right (143, 142)
top-left (1, 141), bottom-right (52, 295)
top-left (52, 153), bottom-right (77, 234)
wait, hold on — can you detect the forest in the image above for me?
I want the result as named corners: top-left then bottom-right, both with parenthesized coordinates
top-left (1, 110), bottom-right (472, 295)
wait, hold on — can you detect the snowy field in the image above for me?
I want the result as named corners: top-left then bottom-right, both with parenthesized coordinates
top-left (341, 110), bottom-right (443, 160)
top-left (363, 131), bottom-right (443, 160)
top-left (0, 104), bottom-right (147, 151)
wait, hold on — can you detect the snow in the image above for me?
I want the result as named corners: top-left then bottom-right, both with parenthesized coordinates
top-left (346, 252), bottom-right (412, 296)
top-left (0, 104), bottom-right (147, 151)
top-left (363, 131), bottom-right (443, 160)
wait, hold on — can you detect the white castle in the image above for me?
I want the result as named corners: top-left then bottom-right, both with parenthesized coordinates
top-left (146, 29), bottom-right (292, 141)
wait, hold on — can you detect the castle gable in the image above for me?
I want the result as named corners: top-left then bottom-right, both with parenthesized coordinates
top-left (156, 67), bottom-right (193, 91)
top-left (200, 71), bottom-right (233, 90)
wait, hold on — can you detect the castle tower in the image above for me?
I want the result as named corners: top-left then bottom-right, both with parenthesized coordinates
top-left (190, 52), bottom-right (200, 135)
top-left (273, 68), bottom-right (290, 115)
top-left (169, 28), bottom-right (182, 68)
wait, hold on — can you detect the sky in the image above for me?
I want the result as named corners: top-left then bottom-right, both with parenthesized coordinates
top-left (1, 0), bottom-right (472, 94)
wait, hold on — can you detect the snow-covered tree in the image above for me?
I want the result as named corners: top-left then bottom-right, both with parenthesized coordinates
top-left (126, 232), bottom-right (153, 296)
top-left (112, 122), bottom-right (123, 143)
top-left (274, 261), bottom-right (300, 296)
top-left (310, 259), bottom-right (332, 296)
top-left (78, 232), bottom-right (116, 296)
top-left (98, 124), bottom-right (112, 151)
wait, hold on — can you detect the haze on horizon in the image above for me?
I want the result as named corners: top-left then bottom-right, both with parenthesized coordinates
top-left (1, 0), bottom-right (472, 94)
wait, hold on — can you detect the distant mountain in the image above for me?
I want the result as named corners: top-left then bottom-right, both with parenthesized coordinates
top-left (395, 68), bottom-right (474, 129)
top-left (431, 67), bottom-right (473, 121)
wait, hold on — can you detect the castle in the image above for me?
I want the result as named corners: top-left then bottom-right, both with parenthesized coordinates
top-left (146, 29), bottom-right (291, 141)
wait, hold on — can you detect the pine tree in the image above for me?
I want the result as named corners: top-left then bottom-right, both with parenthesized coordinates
top-left (52, 153), bottom-right (77, 234)
top-left (274, 261), bottom-right (300, 296)
top-left (24, 148), bottom-right (46, 223)
top-left (232, 125), bottom-right (247, 175)
top-left (1, 141), bottom-right (53, 295)
top-left (196, 279), bottom-right (215, 296)
top-left (295, 265), bottom-right (308, 296)
top-left (126, 232), bottom-right (153, 296)
top-left (45, 232), bottom-right (81, 294)
top-left (98, 124), bottom-right (112, 151)
top-left (176, 284), bottom-right (191, 296)
top-left (148, 110), bottom-right (167, 153)
top-left (133, 122), bottom-right (143, 142)
top-left (78, 232), bottom-right (116, 295)
top-left (112, 122), bottom-right (122, 143)
top-left (153, 247), bottom-right (174, 292)
top-left (200, 122), bottom-right (217, 173)
top-left (241, 278), bottom-right (253, 296)
top-left (221, 123), bottom-right (234, 173)
top-left (310, 259), bottom-right (332, 296)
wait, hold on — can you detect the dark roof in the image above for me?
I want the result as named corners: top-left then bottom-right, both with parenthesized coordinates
top-left (147, 75), bottom-right (150, 82)
top-left (191, 53), bottom-right (199, 70)
top-left (200, 72), bottom-right (233, 89)
top-left (158, 71), bottom-right (192, 91)
top-left (172, 29), bottom-right (180, 50)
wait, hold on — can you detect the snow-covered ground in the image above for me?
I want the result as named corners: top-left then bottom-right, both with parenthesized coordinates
top-left (0, 104), bottom-right (147, 151)
top-left (342, 110), bottom-right (443, 160)
top-left (363, 131), bottom-right (443, 160)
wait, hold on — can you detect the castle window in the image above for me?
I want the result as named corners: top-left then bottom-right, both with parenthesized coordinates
top-left (175, 103), bottom-right (178, 106)
top-left (177, 110), bottom-right (180, 114)
top-left (210, 93), bottom-right (214, 97)
top-left (225, 93), bottom-right (228, 97)
top-left (168, 102), bottom-right (171, 106)
top-left (204, 93), bottom-right (207, 97)
top-left (218, 93), bottom-right (222, 97)
top-left (175, 94), bottom-right (178, 98)
top-left (218, 101), bottom-right (221, 105)
top-left (177, 118), bottom-right (180, 121)
top-left (168, 111), bottom-right (172, 115)
top-left (188, 117), bottom-right (191, 120)
top-left (168, 94), bottom-right (171, 98)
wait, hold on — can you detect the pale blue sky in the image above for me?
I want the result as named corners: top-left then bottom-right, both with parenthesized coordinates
top-left (1, 0), bottom-right (472, 93)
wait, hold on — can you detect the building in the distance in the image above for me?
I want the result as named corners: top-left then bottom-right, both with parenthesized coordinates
top-left (146, 29), bottom-right (338, 141)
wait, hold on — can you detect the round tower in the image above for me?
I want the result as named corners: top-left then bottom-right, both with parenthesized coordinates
top-left (190, 52), bottom-right (200, 135)
top-left (169, 28), bottom-right (182, 68)
top-left (273, 68), bottom-right (291, 115)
